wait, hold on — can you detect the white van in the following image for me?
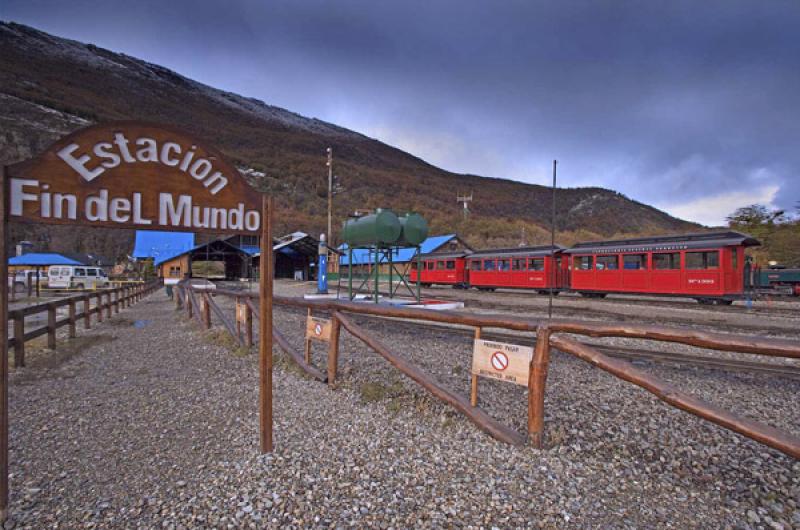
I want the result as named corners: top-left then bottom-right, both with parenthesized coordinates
top-left (47, 266), bottom-right (109, 289)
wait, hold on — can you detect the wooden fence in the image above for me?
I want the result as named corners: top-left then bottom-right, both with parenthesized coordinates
top-left (176, 283), bottom-right (800, 460)
top-left (6, 281), bottom-right (161, 367)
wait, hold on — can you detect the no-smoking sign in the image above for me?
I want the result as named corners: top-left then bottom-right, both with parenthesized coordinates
top-left (306, 316), bottom-right (331, 342)
top-left (472, 339), bottom-right (533, 386)
top-left (490, 351), bottom-right (509, 371)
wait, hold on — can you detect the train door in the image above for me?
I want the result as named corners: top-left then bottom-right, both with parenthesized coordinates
top-left (722, 247), bottom-right (742, 294)
top-left (556, 255), bottom-right (569, 289)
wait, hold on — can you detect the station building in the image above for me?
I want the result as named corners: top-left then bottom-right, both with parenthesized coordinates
top-left (133, 230), bottom-right (332, 283)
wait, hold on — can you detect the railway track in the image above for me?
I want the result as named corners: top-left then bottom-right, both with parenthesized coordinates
top-left (370, 288), bottom-right (799, 335)
top-left (334, 311), bottom-right (800, 380)
top-left (421, 286), bottom-right (800, 318)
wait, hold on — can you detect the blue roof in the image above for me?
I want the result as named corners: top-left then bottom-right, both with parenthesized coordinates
top-left (9, 253), bottom-right (82, 266)
top-left (132, 231), bottom-right (195, 262)
top-left (338, 234), bottom-right (457, 265)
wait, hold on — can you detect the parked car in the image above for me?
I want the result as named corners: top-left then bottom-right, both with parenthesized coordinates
top-left (47, 266), bottom-right (109, 289)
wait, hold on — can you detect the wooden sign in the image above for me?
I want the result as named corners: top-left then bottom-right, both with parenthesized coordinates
top-left (472, 339), bottom-right (533, 386)
top-left (5, 122), bottom-right (261, 234)
top-left (305, 316), bottom-right (332, 342)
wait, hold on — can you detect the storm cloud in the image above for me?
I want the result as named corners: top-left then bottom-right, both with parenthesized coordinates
top-left (6, 0), bottom-right (800, 225)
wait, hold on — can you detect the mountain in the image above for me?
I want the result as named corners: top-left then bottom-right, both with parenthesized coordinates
top-left (0, 22), bottom-right (700, 258)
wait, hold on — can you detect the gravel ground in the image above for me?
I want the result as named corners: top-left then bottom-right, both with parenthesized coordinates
top-left (6, 284), bottom-right (800, 528)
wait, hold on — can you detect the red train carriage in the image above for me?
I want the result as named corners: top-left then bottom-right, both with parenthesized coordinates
top-left (466, 246), bottom-right (568, 292)
top-left (564, 231), bottom-right (759, 304)
top-left (409, 252), bottom-right (469, 287)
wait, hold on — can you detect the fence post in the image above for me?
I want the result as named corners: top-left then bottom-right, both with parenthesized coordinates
top-left (244, 300), bottom-right (253, 347)
top-left (201, 292), bottom-right (211, 330)
top-left (175, 287), bottom-right (182, 310)
top-left (113, 289), bottom-right (120, 313)
top-left (327, 315), bottom-right (341, 387)
top-left (83, 295), bottom-right (91, 329)
top-left (235, 297), bottom-right (242, 339)
top-left (68, 300), bottom-right (76, 338)
top-left (12, 315), bottom-right (24, 368)
top-left (528, 326), bottom-right (551, 449)
top-left (304, 308), bottom-right (312, 364)
top-left (96, 293), bottom-right (103, 323)
top-left (47, 306), bottom-right (56, 350)
top-left (471, 327), bottom-right (481, 406)
top-left (105, 292), bottom-right (112, 318)
top-left (186, 289), bottom-right (193, 319)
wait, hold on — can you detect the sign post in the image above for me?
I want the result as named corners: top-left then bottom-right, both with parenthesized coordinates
top-left (0, 122), bottom-right (272, 520)
top-left (259, 194), bottom-right (273, 453)
top-left (0, 167), bottom-right (10, 522)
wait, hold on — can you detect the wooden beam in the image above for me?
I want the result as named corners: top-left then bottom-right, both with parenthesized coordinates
top-left (550, 335), bottom-right (800, 460)
top-left (335, 312), bottom-right (526, 446)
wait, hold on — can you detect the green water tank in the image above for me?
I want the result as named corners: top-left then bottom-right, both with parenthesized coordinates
top-left (398, 213), bottom-right (429, 246)
top-left (341, 209), bottom-right (402, 247)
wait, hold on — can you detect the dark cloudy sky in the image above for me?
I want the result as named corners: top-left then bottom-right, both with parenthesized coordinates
top-left (5, 1), bottom-right (799, 225)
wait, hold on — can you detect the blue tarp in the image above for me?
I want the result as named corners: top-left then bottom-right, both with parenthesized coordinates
top-left (132, 231), bottom-right (196, 263)
top-left (338, 234), bottom-right (456, 265)
top-left (8, 253), bottom-right (82, 266)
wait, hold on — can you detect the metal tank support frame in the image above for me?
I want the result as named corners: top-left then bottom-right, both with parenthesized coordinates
top-left (345, 244), bottom-right (422, 304)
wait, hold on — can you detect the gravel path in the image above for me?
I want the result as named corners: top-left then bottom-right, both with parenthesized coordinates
top-left (6, 286), bottom-right (800, 528)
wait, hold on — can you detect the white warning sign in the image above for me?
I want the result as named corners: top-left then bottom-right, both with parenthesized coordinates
top-left (471, 339), bottom-right (533, 386)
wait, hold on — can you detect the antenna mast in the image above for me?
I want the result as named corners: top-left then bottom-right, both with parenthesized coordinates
top-left (457, 192), bottom-right (473, 221)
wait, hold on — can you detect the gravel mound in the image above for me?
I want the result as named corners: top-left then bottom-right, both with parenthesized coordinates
top-left (6, 287), bottom-right (799, 528)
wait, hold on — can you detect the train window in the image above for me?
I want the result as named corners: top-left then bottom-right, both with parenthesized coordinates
top-left (512, 259), bottom-right (526, 270)
top-left (470, 260), bottom-right (482, 271)
top-left (446, 260), bottom-right (456, 270)
top-left (484, 260), bottom-right (496, 271)
top-left (426, 261), bottom-right (435, 271)
top-left (576, 256), bottom-right (593, 270)
top-left (498, 259), bottom-right (510, 271)
top-left (411, 261), bottom-right (418, 270)
top-left (623, 254), bottom-right (647, 270)
top-left (436, 261), bottom-right (446, 270)
top-left (653, 253), bottom-right (679, 270)
top-left (686, 251), bottom-right (719, 270)
top-left (732, 249), bottom-right (738, 270)
top-left (596, 255), bottom-right (619, 271)
top-left (529, 258), bottom-right (545, 271)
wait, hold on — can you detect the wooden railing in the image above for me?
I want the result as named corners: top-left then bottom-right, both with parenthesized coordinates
top-left (176, 283), bottom-right (800, 460)
top-left (7, 281), bottom-right (161, 367)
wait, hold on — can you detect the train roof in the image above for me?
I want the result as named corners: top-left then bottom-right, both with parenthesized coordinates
top-left (469, 245), bottom-right (565, 258)
top-left (563, 231), bottom-right (760, 254)
top-left (418, 250), bottom-right (472, 260)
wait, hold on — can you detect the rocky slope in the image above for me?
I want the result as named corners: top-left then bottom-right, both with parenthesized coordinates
top-left (0, 22), bottom-right (700, 257)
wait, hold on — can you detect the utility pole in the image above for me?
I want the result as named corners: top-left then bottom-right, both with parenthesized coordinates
top-left (326, 147), bottom-right (333, 247)
top-left (548, 160), bottom-right (557, 320)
